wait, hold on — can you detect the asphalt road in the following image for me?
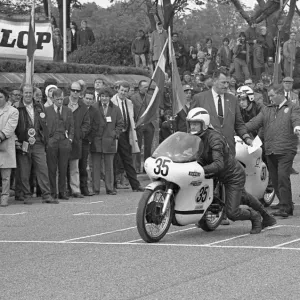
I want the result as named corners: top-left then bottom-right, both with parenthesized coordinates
top-left (1, 156), bottom-right (300, 300)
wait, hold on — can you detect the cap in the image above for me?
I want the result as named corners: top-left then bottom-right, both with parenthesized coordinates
top-left (283, 77), bottom-right (294, 83)
top-left (183, 84), bottom-right (193, 91)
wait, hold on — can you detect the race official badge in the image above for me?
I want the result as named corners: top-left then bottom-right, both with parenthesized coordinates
top-left (28, 128), bottom-right (36, 145)
top-left (40, 112), bottom-right (45, 118)
top-left (284, 108), bottom-right (289, 113)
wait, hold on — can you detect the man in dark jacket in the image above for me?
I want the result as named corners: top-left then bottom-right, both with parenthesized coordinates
top-left (187, 107), bottom-right (276, 233)
top-left (64, 82), bottom-right (90, 198)
top-left (45, 88), bottom-right (74, 200)
top-left (90, 87), bottom-right (123, 195)
top-left (77, 20), bottom-right (95, 47)
top-left (131, 30), bottom-right (149, 68)
top-left (15, 84), bottom-right (58, 204)
top-left (79, 88), bottom-right (98, 196)
top-left (246, 84), bottom-right (300, 217)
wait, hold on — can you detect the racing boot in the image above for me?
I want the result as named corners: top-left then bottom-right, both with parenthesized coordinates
top-left (249, 209), bottom-right (262, 234)
top-left (260, 208), bottom-right (277, 229)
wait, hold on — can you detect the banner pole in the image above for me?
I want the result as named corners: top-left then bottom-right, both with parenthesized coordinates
top-left (63, 0), bottom-right (67, 63)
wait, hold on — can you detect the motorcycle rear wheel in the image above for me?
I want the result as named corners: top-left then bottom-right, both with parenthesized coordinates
top-left (198, 183), bottom-right (226, 232)
top-left (136, 185), bottom-right (173, 243)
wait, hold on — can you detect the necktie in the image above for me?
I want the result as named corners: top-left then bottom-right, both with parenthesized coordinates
top-left (103, 103), bottom-right (107, 116)
top-left (218, 95), bottom-right (224, 125)
top-left (286, 92), bottom-right (289, 101)
top-left (97, 93), bottom-right (100, 102)
top-left (121, 100), bottom-right (128, 130)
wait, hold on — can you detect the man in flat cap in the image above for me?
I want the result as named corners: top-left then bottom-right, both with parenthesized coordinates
top-left (282, 77), bottom-right (299, 106)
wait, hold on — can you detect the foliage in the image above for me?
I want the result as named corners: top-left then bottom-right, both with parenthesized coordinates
top-left (0, 0), bottom-right (44, 15)
top-left (0, 59), bottom-right (149, 76)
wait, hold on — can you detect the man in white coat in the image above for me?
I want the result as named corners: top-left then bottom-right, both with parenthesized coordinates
top-left (0, 88), bottom-right (19, 207)
top-left (111, 81), bottom-right (144, 192)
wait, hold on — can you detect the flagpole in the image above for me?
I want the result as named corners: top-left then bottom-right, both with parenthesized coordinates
top-left (63, 0), bottom-right (67, 63)
top-left (134, 38), bottom-right (169, 123)
top-left (25, 0), bottom-right (35, 85)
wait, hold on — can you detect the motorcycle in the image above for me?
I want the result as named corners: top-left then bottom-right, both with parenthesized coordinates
top-left (136, 132), bottom-right (275, 243)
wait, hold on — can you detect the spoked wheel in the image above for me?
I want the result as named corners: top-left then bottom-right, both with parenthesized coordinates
top-left (198, 182), bottom-right (226, 232)
top-left (136, 185), bottom-right (174, 243)
top-left (260, 188), bottom-right (276, 207)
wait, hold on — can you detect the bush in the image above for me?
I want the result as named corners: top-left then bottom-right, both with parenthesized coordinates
top-left (68, 37), bottom-right (135, 66)
top-left (0, 59), bottom-right (149, 76)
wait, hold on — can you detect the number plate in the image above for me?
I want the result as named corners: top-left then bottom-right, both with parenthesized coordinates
top-left (153, 158), bottom-right (171, 177)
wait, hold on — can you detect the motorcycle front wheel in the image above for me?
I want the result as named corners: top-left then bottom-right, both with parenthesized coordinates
top-left (136, 184), bottom-right (174, 243)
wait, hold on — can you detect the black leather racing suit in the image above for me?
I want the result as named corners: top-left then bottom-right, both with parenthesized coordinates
top-left (197, 128), bottom-right (262, 221)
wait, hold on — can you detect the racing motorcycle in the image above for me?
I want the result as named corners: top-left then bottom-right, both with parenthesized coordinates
top-left (136, 132), bottom-right (275, 243)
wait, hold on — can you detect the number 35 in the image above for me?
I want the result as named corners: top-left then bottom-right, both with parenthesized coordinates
top-left (154, 158), bottom-right (171, 176)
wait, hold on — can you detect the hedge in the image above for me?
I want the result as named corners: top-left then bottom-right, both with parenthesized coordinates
top-left (0, 59), bottom-right (150, 77)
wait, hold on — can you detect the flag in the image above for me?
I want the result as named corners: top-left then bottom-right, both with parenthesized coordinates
top-left (136, 39), bottom-right (168, 127)
top-left (168, 27), bottom-right (187, 116)
top-left (27, 14), bottom-right (37, 62)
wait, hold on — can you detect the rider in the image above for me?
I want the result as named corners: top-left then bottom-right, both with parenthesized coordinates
top-left (186, 107), bottom-right (276, 233)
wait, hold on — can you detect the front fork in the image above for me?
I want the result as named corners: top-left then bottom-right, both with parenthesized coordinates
top-left (162, 183), bottom-right (174, 215)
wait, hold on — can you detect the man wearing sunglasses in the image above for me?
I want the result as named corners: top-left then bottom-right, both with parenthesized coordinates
top-left (63, 81), bottom-right (90, 198)
top-left (9, 88), bottom-right (22, 108)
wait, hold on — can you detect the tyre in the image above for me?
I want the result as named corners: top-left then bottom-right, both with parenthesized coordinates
top-left (136, 184), bottom-right (173, 243)
top-left (198, 183), bottom-right (226, 232)
top-left (260, 188), bottom-right (276, 207)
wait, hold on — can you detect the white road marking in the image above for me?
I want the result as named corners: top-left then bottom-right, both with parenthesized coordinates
top-left (73, 212), bottom-right (89, 216)
top-left (206, 225), bottom-right (283, 246)
top-left (60, 226), bottom-right (137, 242)
top-left (73, 212), bottom-right (136, 216)
top-left (0, 212), bottom-right (27, 216)
top-left (272, 237), bottom-right (300, 248)
top-left (124, 226), bottom-right (198, 243)
top-left (60, 201), bottom-right (103, 205)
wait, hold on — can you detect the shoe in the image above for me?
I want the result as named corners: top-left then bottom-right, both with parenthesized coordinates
top-left (272, 209), bottom-right (289, 218)
top-left (116, 184), bottom-right (130, 189)
top-left (72, 193), bottom-right (84, 198)
top-left (0, 199), bottom-right (8, 207)
top-left (271, 203), bottom-right (280, 210)
top-left (94, 191), bottom-right (100, 195)
top-left (58, 193), bottom-right (69, 200)
top-left (107, 190), bottom-right (117, 195)
top-left (291, 167), bottom-right (299, 175)
top-left (249, 209), bottom-right (262, 234)
top-left (81, 188), bottom-right (94, 196)
top-left (261, 211), bottom-right (277, 229)
top-left (221, 218), bottom-right (230, 225)
top-left (133, 186), bottom-right (145, 192)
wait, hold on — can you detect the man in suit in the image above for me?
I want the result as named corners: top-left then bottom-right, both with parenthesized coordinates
top-left (15, 84), bottom-right (58, 204)
top-left (190, 69), bottom-right (253, 156)
top-left (79, 88), bottom-right (98, 196)
top-left (91, 87), bottom-right (123, 195)
top-left (131, 80), bottom-right (154, 173)
top-left (94, 78), bottom-right (105, 102)
top-left (45, 88), bottom-right (74, 200)
top-left (111, 81), bottom-right (144, 192)
top-left (63, 81), bottom-right (90, 198)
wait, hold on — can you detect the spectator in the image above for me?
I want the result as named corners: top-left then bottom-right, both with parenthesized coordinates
top-left (91, 87), bottom-right (123, 195)
top-left (8, 87), bottom-right (21, 107)
top-left (255, 79), bottom-right (270, 105)
top-left (253, 39), bottom-right (265, 82)
top-left (228, 75), bottom-right (238, 95)
top-left (15, 84), bottom-right (58, 204)
top-left (131, 80), bottom-right (154, 174)
top-left (33, 87), bottom-right (43, 105)
top-left (203, 38), bottom-right (218, 63)
top-left (188, 45), bottom-right (195, 58)
top-left (94, 78), bottom-right (105, 102)
top-left (0, 88), bottom-right (19, 207)
top-left (264, 56), bottom-right (275, 78)
top-left (182, 71), bottom-right (193, 85)
top-left (217, 38), bottom-right (232, 69)
top-left (67, 21), bottom-right (78, 54)
top-left (282, 76), bottom-right (299, 105)
top-left (111, 81), bottom-right (144, 192)
top-left (53, 28), bottom-right (63, 62)
top-left (131, 30), bottom-right (149, 68)
top-left (244, 78), bottom-right (264, 106)
top-left (194, 51), bottom-right (206, 75)
top-left (172, 32), bottom-right (187, 72)
top-left (150, 21), bottom-right (168, 68)
top-left (79, 88), bottom-right (98, 196)
top-left (259, 26), bottom-right (275, 61)
top-left (78, 79), bottom-right (87, 100)
top-left (77, 20), bottom-right (95, 47)
top-left (246, 84), bottom-right (300, 217)
top-left (128, 85), bottom-right (136, 99)
top-left (283, 31), bottom-right (297, 77)
top-left (196, 42), bottom-right (202, 55)
top-left (233, 32), bottom-right (250, 83)
top-left (43, 78), bottom-right (58, 105)
top-left (63, 82), bottom-right (90, 198)
top-left (50, 15), bottom-right (57, 31)
top-left (159, 110), bottom-right (173, 143)
top-left (45, 88), bottom-right (74, 200)
top-left (187, 49), bottom-right (198, 73)
top-left (44, 85), bottom-right (57, 107)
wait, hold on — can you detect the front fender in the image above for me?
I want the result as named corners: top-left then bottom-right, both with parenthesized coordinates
top-left (145, 181), bottom-right (166, 191)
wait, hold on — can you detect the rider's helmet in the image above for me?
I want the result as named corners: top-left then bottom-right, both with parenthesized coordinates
top-left (186, 107), bottom-right (210, 135)
top-left (236, 85), bottom-right (255, 105)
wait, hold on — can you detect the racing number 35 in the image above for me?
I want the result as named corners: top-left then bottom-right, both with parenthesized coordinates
top-left (154, 158), bottom-right (171, 176)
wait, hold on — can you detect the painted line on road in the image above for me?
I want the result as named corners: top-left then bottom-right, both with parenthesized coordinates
top-left (73, 212), bottom-right (90, 216)
top-left (272, 237), bottom-right (300, 248)
top-left (124, 226), bottom-right (198, 243)
top-left (60, 226), bottom-right (137, 242)
top-left (73, 212), bottom-right (136, 216)
top-left (206, 225), bottom-right (283, 246)
top-left (0, 212), bottom-right (27, 216)
top-left (60, 201), bottom-right (104, 205)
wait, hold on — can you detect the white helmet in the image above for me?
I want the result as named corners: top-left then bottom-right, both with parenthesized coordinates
top-left (236, 85), bottom-right (254, 102)
top-left (186, 107), bottom-right (210, 135)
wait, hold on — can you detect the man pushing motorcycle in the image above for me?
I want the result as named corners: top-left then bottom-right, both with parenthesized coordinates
top-left (186, 107), bottom-right (276, 234)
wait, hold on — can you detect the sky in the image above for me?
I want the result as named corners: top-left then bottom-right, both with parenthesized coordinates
top-left (83, 0), bottom-right (257, 9)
